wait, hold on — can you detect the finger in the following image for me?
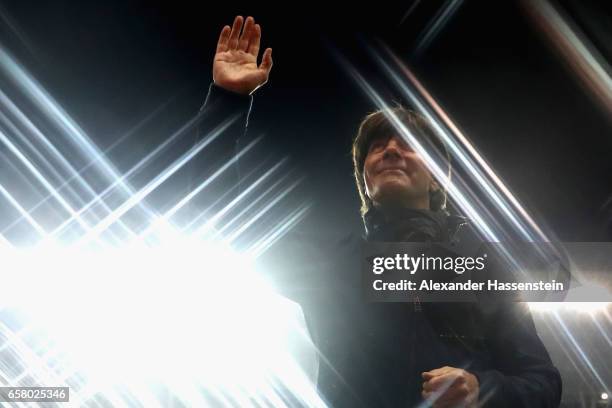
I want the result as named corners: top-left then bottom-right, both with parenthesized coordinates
top-left (216, 25), bottom-right (231, 53)
top-left (423, 374), bottom-right (457, 395)
top-left (422, 372), bottom-right (435, 380)
top-left (432, 385), bottom-right (470, 408)
top-left (259, 48), bottom-right (273, 73)
top-left (422, 366), bottom-right (454, 378)
top-left (239, 16), bottom-right (254, 51)
top-left (228, 15), bottom-right (244, 50)
top-left (433, 398), bottom-right (460, 408)
top-left (247, 24), bottom-right (261, 56)
top-left (424, 372), bottom-right (464, 392)
top-left (422, 390), bottom-right (447, 407)
top-left (423, 377), bottom-right (445, 393)
top-left (422, 388), bottom-right (465, 408)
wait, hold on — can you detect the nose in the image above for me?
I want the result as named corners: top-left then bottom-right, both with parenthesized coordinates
top-left (382, 138), bottom-right (402, 159)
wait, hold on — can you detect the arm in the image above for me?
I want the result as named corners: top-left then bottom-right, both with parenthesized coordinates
top-left (200, 17), bottom-right (322, 301)
top-left (195, 16), bottom-right (273, 187)
top-left (421, 303), bottom-right (561, 408)
top-left (198, 16), bottom-right (312, 294)
top-left (472, 302), bottom-right (562, 408)
top-left (197, 82), bottom-right (252, 187)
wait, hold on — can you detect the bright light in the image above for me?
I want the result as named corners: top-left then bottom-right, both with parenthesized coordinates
top-left (0, 42), bottom-right (319, 406)
top-left (0, 230), bottom-right (324, 406)
top-left (602, 392), bottom-right (609, 400)
top-left (528, 302), bottom-right (611, 314)
top-left (528, 283), bottom-right (612, 314)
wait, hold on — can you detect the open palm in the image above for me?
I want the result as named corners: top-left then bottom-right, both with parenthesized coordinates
top-left (213, 16), bottom-right (273, 95)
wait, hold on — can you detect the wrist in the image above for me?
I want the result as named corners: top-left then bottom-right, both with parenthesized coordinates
top-left (212, 80), bottom-right (253, 96)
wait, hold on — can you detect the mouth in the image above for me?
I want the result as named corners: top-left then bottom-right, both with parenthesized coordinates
top-left (378, 167), bottom-right (407, 175)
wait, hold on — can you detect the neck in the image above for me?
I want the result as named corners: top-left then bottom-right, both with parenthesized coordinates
top-left (364, 204), bottom-right (446, 242)
top-left (374, 199), bottom-right (431, 219)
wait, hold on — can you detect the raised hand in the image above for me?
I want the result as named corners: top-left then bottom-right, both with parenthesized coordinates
top-left (213, 16), bottom-right (273, 95)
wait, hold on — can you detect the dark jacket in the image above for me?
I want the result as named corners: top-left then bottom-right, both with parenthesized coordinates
top-left (197, 82), bottom-right (563, 408)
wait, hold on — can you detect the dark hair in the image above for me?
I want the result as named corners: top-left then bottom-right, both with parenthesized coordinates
top-left (352, 106), bottom-right (451, 217)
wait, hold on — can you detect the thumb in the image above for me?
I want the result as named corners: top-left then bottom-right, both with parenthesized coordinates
top-left (422, 372), bottom-right (435, 380)
top-left (259, 48), bottom-right (273, 72)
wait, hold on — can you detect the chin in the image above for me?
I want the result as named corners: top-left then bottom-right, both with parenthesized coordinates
top-left (378, 177), bottom-right (412, 193)
top-left (374, 183), bottom-right (412, 203)
top-left (373, 176), bottom-right (429, 204)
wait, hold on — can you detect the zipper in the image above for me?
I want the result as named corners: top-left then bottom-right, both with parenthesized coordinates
top-left (414, 294), bottom-right (422, 312)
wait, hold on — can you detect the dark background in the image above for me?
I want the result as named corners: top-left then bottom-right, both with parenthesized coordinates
top-left (1, 0), bottom-right (611, 239)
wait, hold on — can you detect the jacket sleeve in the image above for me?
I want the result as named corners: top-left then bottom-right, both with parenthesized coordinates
top-left (194, 81), bottom-right (254, 189)
top-left (472, 302), bottom-right (562, 408)
top-left (197, 83), bottom-right (312, 294)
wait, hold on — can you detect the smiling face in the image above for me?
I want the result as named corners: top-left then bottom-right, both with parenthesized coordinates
top-left (363, 134), bottom-right (437, 210)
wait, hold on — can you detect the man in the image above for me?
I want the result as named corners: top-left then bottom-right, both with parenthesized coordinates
top-left (198, 15), bottom-right (562, 407)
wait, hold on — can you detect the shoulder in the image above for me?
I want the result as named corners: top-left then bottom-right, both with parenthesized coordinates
top-left (253, 227), bottom-right (361, 281)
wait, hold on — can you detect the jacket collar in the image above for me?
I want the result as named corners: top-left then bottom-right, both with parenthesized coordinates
top-left (363, 206), bottom-right (467, 243)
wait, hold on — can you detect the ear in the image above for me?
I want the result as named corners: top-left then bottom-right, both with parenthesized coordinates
top-left (363, 171), bottom-right (373, 199)
top-left (429, 178), bottom-right (440, 193)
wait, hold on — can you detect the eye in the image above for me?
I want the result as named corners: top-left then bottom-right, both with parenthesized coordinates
top-left (394, 137), bottom-right (413, 152)
top-left (400, 143), bottom-right (415, 153)
top-left (368, 139), bottom-right (386, 153)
